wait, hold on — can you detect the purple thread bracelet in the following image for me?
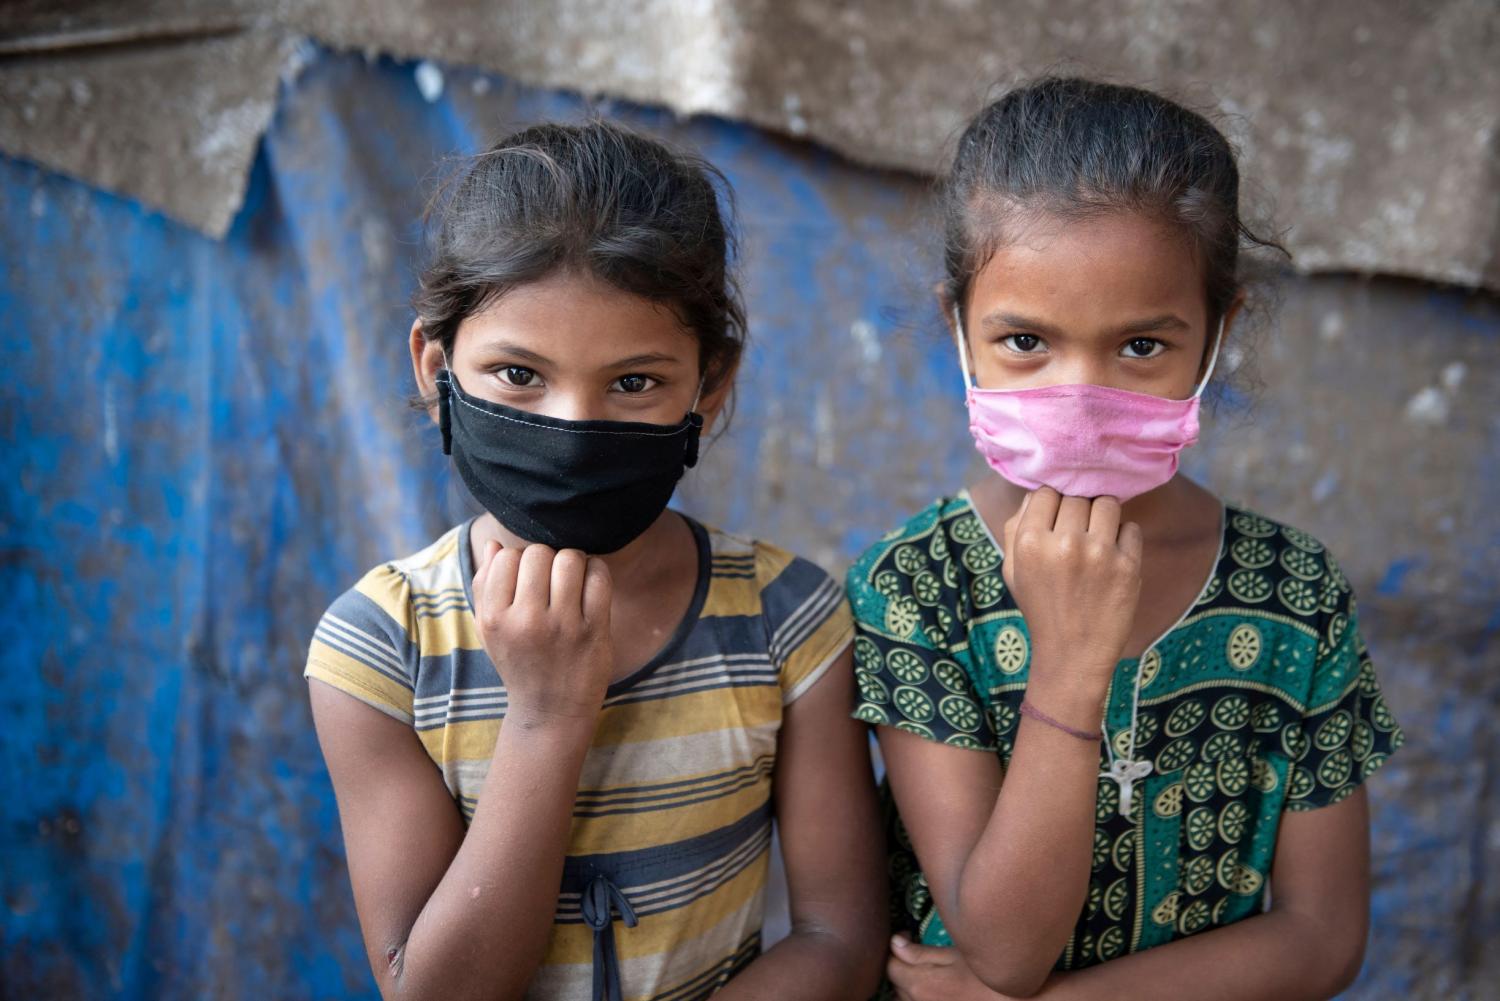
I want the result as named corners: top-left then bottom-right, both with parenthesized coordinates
top-left (1019, 699), bottom-right (1102, 742)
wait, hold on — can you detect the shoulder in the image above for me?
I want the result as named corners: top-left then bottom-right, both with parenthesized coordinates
top-left (697, 521), bottom-right (850, 686)
top-left (845, 495), bottom-right (990, 635)
top-left (848, 495), bottom-right (974, 588)
top-left (1216, 506), bottom-right (1351, 623)
top-left (319, 524), bottom-right (470, 651)
top-left (698, 521), bottom-right (840, 608)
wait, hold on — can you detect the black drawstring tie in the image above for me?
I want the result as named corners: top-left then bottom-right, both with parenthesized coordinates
top-left (581, 873), bottom-right (638, 1001)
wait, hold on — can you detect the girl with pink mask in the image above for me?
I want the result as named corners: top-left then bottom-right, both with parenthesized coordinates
top-left (848, 78), bottom-right (1402, 1001)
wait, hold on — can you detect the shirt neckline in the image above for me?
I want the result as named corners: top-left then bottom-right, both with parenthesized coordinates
top-left (954, 489), bottom-right (1228, 664)
top-left (456, 513), bottom-right (714, 698)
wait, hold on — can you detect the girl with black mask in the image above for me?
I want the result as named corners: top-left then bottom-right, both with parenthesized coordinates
top-left (304, 121), bottom-right (885, 1001)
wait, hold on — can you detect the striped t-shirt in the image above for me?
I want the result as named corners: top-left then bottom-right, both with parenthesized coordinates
top-left (305, 516), bottom-right (852, 1001)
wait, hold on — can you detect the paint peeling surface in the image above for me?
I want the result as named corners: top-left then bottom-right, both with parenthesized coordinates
top-left (1, 50), bottom-right (1497, 999)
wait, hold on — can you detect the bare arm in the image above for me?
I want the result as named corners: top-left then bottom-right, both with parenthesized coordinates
top-left (880, 705), bottom-right (1103, 996)
top-left (882, 489), bottom-right (1138, 996)
top-left (311, 684), bottom-right (595, 1001)
top-left (311, 542), bottom-right (615, 1000)
top-left (713, 647), bottom-right (888, 999)
top-left (887, 788), bottom-right (1372, 1001)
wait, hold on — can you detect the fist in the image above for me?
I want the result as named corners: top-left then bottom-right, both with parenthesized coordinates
top-left (471, 540), bottom-right (614, 722)
top-left (1001, 487), bottom-right (1142, 695)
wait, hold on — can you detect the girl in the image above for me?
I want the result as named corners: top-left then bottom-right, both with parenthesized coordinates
top-left (850, 79), bottom-right (1402, 1000)
top-left (306, 121), bottom-right (885, 1001)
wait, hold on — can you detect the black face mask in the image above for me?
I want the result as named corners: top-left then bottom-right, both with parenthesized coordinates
top-left (437, 369), bottom-right (703, 554)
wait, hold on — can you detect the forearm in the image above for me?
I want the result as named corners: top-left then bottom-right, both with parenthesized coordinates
top-left (952, 682), bottom-right (1105, 995)
top-left (391, 711), bottom-right (595, 1000)
top-left (712, 922), bottom-right (882, 1000)
top-left (1045, 907), bottom-right (1362, 1001)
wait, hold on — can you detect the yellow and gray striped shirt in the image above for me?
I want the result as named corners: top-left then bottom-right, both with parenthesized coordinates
top-left (305, 516), bottom-right (852, 1001)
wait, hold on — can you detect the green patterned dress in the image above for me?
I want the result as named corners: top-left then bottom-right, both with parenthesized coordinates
top-left (848, 493), bottom-right (1402, 969)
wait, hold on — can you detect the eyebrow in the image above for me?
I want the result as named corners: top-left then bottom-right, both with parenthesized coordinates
top-left (980, 312), bottom-right (1191, 336)
top-left (604, 352), bottom-right (684, 370)
top-left (475, 343), bottom-right (685, 370)
top-left (479, 342), bottom-right (553, 365)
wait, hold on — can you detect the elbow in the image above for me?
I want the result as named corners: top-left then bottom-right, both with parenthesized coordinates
top-left (956, 947), bottom-right (1053, 1000)
top-left (1286, 906), bottom-right (1367, 999)
top-left (798, 918), bottom-right (888, 997)
top-left (1324, 926), bottom-right (1368, 997)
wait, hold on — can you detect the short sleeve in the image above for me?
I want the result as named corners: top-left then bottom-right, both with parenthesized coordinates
top-left (304, 564), bottom-right (418, 724)
top-left (1285, 555), bottom-right (1404, 811)
top-left (757, 545), bottom-right (853, 705)
top-left (845, 547), bottom-right (994, 751)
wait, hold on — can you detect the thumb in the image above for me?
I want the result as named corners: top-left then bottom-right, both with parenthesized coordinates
top-left (891, 934), bottom-right (951, 967)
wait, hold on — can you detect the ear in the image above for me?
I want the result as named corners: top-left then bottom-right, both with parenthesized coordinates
top-left (410, 318), bottom-right (446, 423)
top-left (934, 280), bottom-right (960, 342)
top-left (694, 354), bottom-right (741, 437)
top-left (1202, 291), bottom-right (1247, 382)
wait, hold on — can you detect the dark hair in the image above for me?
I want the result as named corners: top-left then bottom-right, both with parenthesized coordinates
top-left (942, 77), bottom-right (1287, 332)
top-left (414, 120), bottom-right (746, 402)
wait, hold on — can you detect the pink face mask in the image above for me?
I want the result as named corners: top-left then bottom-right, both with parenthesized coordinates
top-left (956, 309), bottom-right (1222, 501)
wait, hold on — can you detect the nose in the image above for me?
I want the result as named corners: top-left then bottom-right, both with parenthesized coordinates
top-left (537, 390), bottom-right (607, 423)
top-left (1044, 358), bottom-right (1111, 388)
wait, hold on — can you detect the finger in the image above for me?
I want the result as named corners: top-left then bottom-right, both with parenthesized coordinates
top-left (893, 938), bottom-right (955, 967)
top-left (549, 549), bottom-right (587, 612)
top-left (481, 547), bottom-right (522, 611)
top-left (514, 544), bottom-right (556, 610)
top-left (886, 955), bottom-right (916, 992)
top-left (1054, 494), bottom-right (1092, 535)
top-left (582, 557), bottom-right (613, 628)
top-left (1020, 485), bottom-right (1061, 531)
top-left (1119, 520), bottom-right (1144, 563)
top-left (1088, 495), bottom-right (1122, 539)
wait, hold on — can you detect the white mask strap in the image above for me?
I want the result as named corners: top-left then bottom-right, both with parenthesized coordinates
top-left (952, 306), bottom-right (976, 390)
top-left (690, 378), bottom-right (705, 413)
top-left (1191, 318), bottom-right (1227, 399)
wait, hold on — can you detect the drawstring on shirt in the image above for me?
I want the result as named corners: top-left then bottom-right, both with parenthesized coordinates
top-left (581, 873), bottom-right (638, 1001)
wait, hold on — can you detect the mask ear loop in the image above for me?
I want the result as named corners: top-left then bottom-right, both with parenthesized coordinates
top-left (682, 376), bottom-right (707, 468)
top-left (1190, 317), bottom-right (1227, 400)
top-left (436, 351), bottom-right (455, 455)
top-left (952, 305), bottom-right (976, 390)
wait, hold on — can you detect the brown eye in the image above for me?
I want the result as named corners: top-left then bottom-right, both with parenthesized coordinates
top-left (614, 374), bottom-right (656, 394)
top-left (500, 366), bottom-right (536, 386)
top-left (1004, 334), bottom-right (1042, 353)
top-left (1124, 338), bottom-right (1164, 359)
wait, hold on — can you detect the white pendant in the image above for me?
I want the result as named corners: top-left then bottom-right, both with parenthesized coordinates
top-left (1103, 758), bottom-right (1154, 819)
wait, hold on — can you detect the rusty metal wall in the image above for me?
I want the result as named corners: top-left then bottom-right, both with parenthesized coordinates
top-left (1, 47), bottom-right (1495, 1000)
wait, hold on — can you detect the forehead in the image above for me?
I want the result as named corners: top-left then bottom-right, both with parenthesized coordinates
top-left (456, 270), bottom-right (698, 365)
top-left (969, 211), bottom-right (1206, 327)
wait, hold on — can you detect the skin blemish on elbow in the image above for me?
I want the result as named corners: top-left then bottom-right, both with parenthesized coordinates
top-left (470, 885), bottom-right (482, 899)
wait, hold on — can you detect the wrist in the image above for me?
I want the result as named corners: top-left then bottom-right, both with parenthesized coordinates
top-left (503, 697), bottom-right (603, 736)
top-left (1021, 675), bottom-right (1107, 731)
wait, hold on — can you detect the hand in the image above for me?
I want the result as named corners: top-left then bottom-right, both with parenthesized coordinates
top-left (888, 936), bottom-right (1065, 1001)
top-left (471, 540), bottom-right (614, 723)
top-left (1001, 488), bottom-right (1142, 704)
